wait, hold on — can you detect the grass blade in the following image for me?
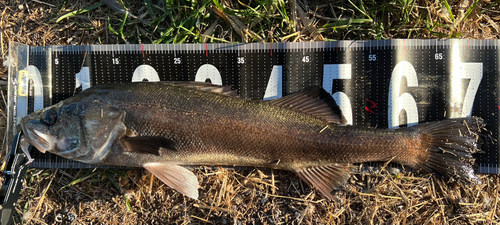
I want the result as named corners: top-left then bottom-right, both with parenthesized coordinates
top-left (144, 0), bottom-right (157, 18)
top-left (58, 174), bottom-right (93, 191)
top-left (106, 170), bottom-right (123, 194)
top-left (123, 195), bottom-right (132, 211)
top-left (442, 0), bottom-right (456, 22)
top-left (347, 0), bottom-right (372, 20)
top-left (108, 17), bottom-right (119, 35)
top-left (56, 2), bottom-right (104, 22)
top-left (213, 0), bottom-right (235, 16)
top-left (119, 11), bottom-right (129, 38)
top-left (463, 0), bottom-right (480, 20)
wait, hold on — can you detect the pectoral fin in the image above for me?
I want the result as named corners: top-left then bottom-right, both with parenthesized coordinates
top-left (120, 136), bottom-right (176, 155)
top-left (296, 164), bottom-right (351, 200)
top-left (144, 162), bottom-right (199, 199)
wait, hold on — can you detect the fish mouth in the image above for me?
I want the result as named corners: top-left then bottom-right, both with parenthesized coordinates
top-left (21, 120), bottom-right (52, 153)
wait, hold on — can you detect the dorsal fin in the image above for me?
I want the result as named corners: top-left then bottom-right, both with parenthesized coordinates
top-left (269, 87), bottom-right (347, 124)
top-left (166, 81), bottom-right (239, 97)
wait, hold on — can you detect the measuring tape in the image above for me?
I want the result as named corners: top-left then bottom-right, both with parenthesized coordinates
top-left (6, 40), bottom-right (500, 173)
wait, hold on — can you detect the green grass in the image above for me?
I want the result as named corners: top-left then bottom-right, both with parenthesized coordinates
top-left (51, 0), bottom-right (483, 44)
top-left (48, 0), bottom-right (498, 44)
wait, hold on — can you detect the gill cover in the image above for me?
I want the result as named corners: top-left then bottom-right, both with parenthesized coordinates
top-left (76, 102), bottom-right (126, 163)
top-left (72, 102), bottom-right (127, 163)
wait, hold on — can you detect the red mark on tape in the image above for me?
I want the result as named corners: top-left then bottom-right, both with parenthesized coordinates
top-left (365, 99), bottom-right (377, 114)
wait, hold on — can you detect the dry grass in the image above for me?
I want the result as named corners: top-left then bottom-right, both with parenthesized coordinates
top-left (17, 167), bottom-right (500, 224)
top-left (1, 0), bottom-right (500, 224)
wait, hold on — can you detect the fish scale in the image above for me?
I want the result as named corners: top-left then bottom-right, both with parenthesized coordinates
top-left (8, 40), bottom-right (499, 173)
top-left (20, 81), bottom-right (485, 200)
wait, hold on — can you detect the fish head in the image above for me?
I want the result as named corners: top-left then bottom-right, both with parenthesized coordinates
top-left (20, 99), bottom-right (127, 163)
top-left (20, 101), bottom-right (89, 158)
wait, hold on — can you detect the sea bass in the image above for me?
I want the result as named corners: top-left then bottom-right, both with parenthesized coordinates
top-left (19, 82), bottom-right (484, 200)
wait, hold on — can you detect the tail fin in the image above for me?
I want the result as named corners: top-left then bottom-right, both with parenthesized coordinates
top-left (413, 117), bottom-right (485, 183)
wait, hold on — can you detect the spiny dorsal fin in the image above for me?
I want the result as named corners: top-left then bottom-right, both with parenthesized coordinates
top-left (144, 162), bottom-right (199, 199)
top-left (120, 136), bottom-right (176, 156)
top-left (269, 87), bottom-right (347, 124)
top-left (167, 81), bottom-right (238, 97)
top-left (296, 164), bottom-right (351, 200)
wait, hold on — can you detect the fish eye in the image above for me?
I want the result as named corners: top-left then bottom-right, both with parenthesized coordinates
top-left (40, 109), bottom-right (58, 126)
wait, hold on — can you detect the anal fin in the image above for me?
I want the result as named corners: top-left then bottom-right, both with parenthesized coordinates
top-left (296, 164), bottom-right (351, 200)
top-left (144, 162), bottom-right (199, 199)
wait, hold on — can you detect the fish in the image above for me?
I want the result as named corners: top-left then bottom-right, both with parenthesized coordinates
top-left (19, 81), bottom-right (485, 200)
